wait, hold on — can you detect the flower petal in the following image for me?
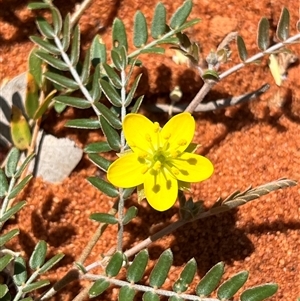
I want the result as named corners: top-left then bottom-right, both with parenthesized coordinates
top-left (171, 152), bottom-right (214, 182)
top-left (160, 113), bottom-right (195, 153)
top-left (144, 168), bottom-right (178, 211)
top-left (107, 153), bottom-right (146, 187)
top-left (123, 114), bottom-right (158, 152)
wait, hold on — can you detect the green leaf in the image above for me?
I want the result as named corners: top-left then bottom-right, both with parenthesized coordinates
top-left (36, 16), bottom-right (55, 39)
top-left (173, 258), bottom-right (197, 293)
top-left (0, 201), bottom-right (26, 223)
top-left (112, 18), bottom-right (128, 50)
top-left (99, 79), bottom-right (121, 107)
top-left (0, 169), bottom-right (8, 198)
top-left (25, 73), bottom-right (39, 119)
top-left (149, 249), bottom-right (173, 288)
top-left (44, 71), bottom-right (79, 89)
top-left (106, 251), bottom-right (124, 277)
top-left (99, 116), bottom-right (120, 151)
top-left (27, 2), bottom-right (51, 10)
top-left (196, 262), bottom-right (224, 296)
top-left (89, 64), bottom-right (102, 102)
top-left (170, 0), bottom-right (193, 29)
top-left (70, 25), bottom-right (80, 66)
top-left (35, 51), bottom-right (68, 71)
top-left (19, 297), bottom-right (33, 301)
top-left (90, 213), bottom-right (118, 224)
top-left (29, 240), bottom-right (47, 270)
top-left (276, 7), bottom-right (290, 41)
top-left (93, 102), bottom-right (122, 129)
top-left (91, 35), bottom-right (107, 67)
top-left (237, 35), bottom-right (248, 61)
top-left (54, 96), bottom-right (91, 109)
top-left (87, 176), bottom-right (119, 197)
top-left (39, 253), bottom-right (64, 273)
top-left (217, 271), bottom-right (248, 299)
top-left (30, 36), bottom-right (60, 55)
top-left (22, 280), bottom-right (50, 293)
top-left (13, 256), bottom-right (27, 286)
top-left (8, 175), bottom-right (33, 200)
top-left (143, 291), bottom-right (160, 301)
top-left (139, 47), bottom-right (165, 55)
top-left (151, 3), bottom-right (167, 38)
top-left (122, 206), bottom-right (138, 225)
top-left (119, 286), bottom-right (135, 301)
top-left (134, 11), bottom-right (148, 47)
top-left (84, 141), bottom-right (112, 153)
top-left (131, 95), bottom-right (144, 113)
top-left (257, 17), bottom-right (270, 51)
top-left (15, 153), bottom-right (35, 179)
top-left (51, 7), bottom-right (62, 36)
top-left (5, 147), bottom-right (20, 177)
top-left (88, 154), bottom-right (111, 172)
top-left (0, 284), bottom-right (9, 299)
top-left (102, 63), bottom-right (122, 89)
top-left (89, 279), bottom-right (110, 298)
top-left (240, 283), bottom-right (278, 301)
top-left (61, 14), bottom-right (71, 51)
top-left (0, 254), bottom-right (14, 272)
top-left (33, 89), bottom-right (56, 120)
top-left (28, 48), bottom-right (43, 87)
top-left (119, 46), bottom-right (128, 70)
top-left (80, 48), bottom-right (91, 84)
top-left (169, 296), bottom-right (184, 301)
top-left (124, 73), bottom-right (142, 107)
top-left (65, 118), bottom-right (100, 129)
top-left (127, 249), bottom-right (148, 283)
top-left (111, 49), bottom-right (123, 71)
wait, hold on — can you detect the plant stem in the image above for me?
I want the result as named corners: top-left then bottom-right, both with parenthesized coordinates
top-left (70, 0), bottom-right (94, 29)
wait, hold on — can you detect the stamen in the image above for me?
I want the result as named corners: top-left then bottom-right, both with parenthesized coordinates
top-left (153, 161), bottom-right (162, 171)
top-left (162, 132), bottom-right (171, 140)
top-left (177, 139), bottom-right (187, 146)
top-left (141, 166), bottom-right (149, 174)
top-left (171, 166), bottom-right (180, 176)
top-left (153, 122), bottom-right (160, 133)
top-left (145, 133), bottom-right (152, 142)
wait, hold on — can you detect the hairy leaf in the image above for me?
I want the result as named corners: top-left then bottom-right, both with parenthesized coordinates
top-left (89, 279), bottom-right (110, 298)
top-left (94, 102), bottom-right (122, 129)
top-left (70, 25), bottom-right (80, 66)
top-left (13, 256), bottom-right (27, 286)
top-left (91, 35), bottom-right (107, 66)
top-left (151, 3), bottom-right (166, 38)
top-left (100, 79), bottom-right (122, 107)
top-left (36, 16), bottom-right (55, 39)
top-left (170, 0), bottom-right (192, 29)
top-left (134, 11), bottom-right (148, 47)
top-left (29, 241), bottom-right (47, 270)
top-left (257, 17), bottom-right (270, 51)
top-left (54, 96), bottom-right (91, 109)
top-left (23, 280), bottom-right (50, 293)
top-left (196, 262), bottom-right (224, 296)
top-left (27, 2), bottom-right (51, 9)
top-left (122, 206), bottom-right (138, 225)
top-left (35, 51), bottom-right (68, 71)
top-left (0, 201), bottom-right (26, 224)
top-left (84, 141), bottom-right (112, 153)
top-left (44, 71), bottom-right (79, 89)
top-left (240, 283), bottom-right (278, 301)
top-left (33, 90), bottom-right (57, 120)
top-left (14, 153), bottom-right (35, 179)
top-left (0, 169), bottom-right (8, 198)
top-left (90, 64), bottom-right (102, 102)
top-left (5, 147), bottom-right (20, 178)
top-left (127, 249), bottom-right (149, 283)
top-left (51, 7), bottom-right (62, 36)
top-left (237, 35), bottom-right (248, 61)
top-left (0, 254), bottom-right (14, 272)
top-left (124, 73), bottom-right (142, 107)
top-left (25, 73), bottom-right (39, 119)
top-left (30, 36), bottom-right (60, 55)
top-left (8, 175), bottom-right (33, 200)
top-left (0, 229), bottom-right (19, 247)
top-left (62, 14), bottom-right (71, 51)
top-left (88, 153), bottom-right (111, 172)
top-left (90, 213), bottom-right (118, 224)
top-left (276, 7), bottom-right (290, 41)
top-left (65, 119), bottom-right (100, 129)
top-left (102, 63), bottom-right (122, 89)
top-left (149, 249), bottom-right (173, 288)
top-left (217, 271), bottom-right (248, 299)
top-left (131, 95), bottom-right (144, 113)
top-left (119, 286), bottom-right (135, 301)
top-left (80, 48), bottom-right (91, 84)
top-left (106, 251), bottom-right (124, 277)
top-left (112, 18), bottom-right (128, 50)
top-left (39, 253), bottom-right (65, 274)
top-left (87, 176), bottom-right (119, 197)
top-left (143, 291), bottom-right (160, 301)
top-left (173, 258), bottom-right (197, 293)
top-left (28, 48), bottom-right (43, 87)
top-left (99, 116), bottom-right (121, 151)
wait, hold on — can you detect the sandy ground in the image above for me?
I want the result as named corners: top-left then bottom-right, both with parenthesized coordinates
top-left (1, 0), bottom-right (300, 300)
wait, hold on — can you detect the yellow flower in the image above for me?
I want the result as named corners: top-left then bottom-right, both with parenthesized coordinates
top-left (107, 113), bottom-right (214, 211)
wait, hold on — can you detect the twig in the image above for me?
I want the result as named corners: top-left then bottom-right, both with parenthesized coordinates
top-left (146, 84), bottom-right (270, 113)
top-left (70, 0), bottom-right (95, 28)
